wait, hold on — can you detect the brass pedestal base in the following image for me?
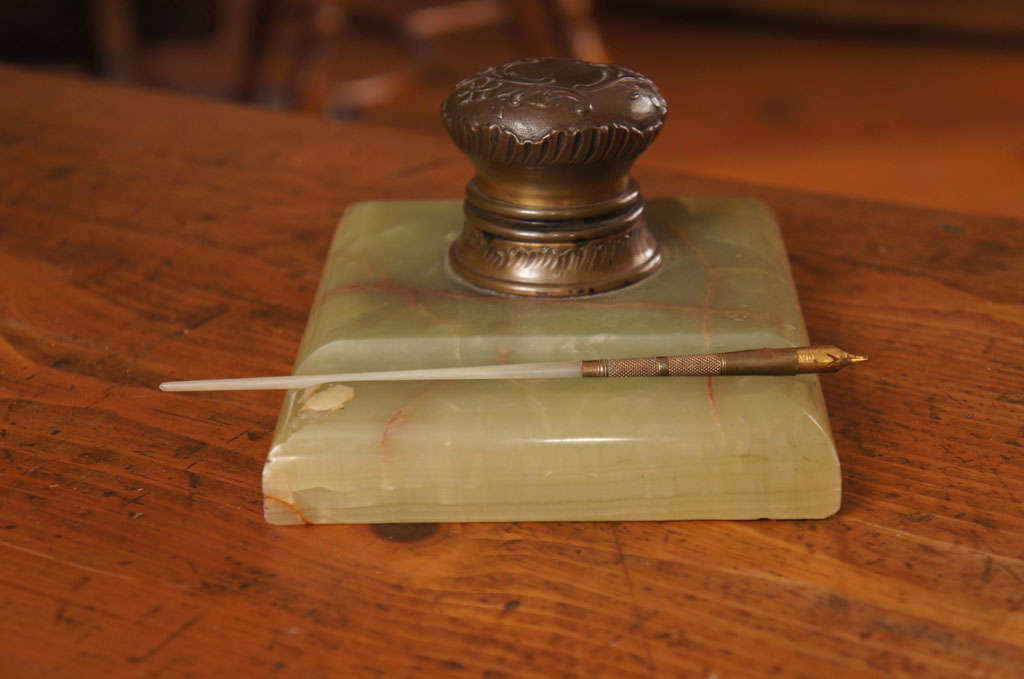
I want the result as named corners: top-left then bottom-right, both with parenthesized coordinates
top-left (448, 179), bottom-right (663, 297)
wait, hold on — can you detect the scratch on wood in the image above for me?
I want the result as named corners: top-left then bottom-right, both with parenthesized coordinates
top-left (84, 385), bottom-right (117, 410)
top-left (152, 408), bottom-right (219, 425)
top-left (0, 539), bottom-right (137, 581)
top-left (185, 304), bottom-right (228, 332)
top-left (127, 615), bottom-right (202, 663)
top-left (226, 429), bottom-right (249, 443)
top-left (847, 518), bottom-right (1024, 568)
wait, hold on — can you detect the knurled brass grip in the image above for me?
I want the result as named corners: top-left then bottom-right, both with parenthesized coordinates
top-left (441, 57), bottom-right (667, 297)
top-left (582, 354), bottom-right (725, 377)
top-left (581, 346), bottom-right (866, 377)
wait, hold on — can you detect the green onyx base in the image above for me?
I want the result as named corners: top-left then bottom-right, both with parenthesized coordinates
top-left (262, 197), bottom-right (841, 525)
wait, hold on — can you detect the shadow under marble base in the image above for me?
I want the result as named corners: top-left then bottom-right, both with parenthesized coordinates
top-left (263, 197), bottom-right (840, 524)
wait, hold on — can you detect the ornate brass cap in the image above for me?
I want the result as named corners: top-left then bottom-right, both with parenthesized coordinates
top-left (442, 57), bottom-right (667, 296)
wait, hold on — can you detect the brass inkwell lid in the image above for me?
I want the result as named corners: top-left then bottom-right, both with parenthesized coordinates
top-left (442, 57), bottom-right (667, 297)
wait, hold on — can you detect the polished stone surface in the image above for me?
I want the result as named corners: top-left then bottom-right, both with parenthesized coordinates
top-left (263, 197), bottom-right (840, 524)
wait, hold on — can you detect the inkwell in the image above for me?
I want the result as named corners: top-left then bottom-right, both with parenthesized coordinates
top-left (168, 58), bottom-right (858, 523)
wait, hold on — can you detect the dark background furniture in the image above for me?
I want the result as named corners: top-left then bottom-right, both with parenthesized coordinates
top-left (2, 1), bottom-right (1024, 218)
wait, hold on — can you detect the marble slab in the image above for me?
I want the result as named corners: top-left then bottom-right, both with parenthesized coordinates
top-left (263, 197), bottom-right (840, 524)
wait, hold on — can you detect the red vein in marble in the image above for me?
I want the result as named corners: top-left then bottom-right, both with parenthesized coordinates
top-left (379, 409), bottom-right (408, 455)
top-left (407, 287), bottom-right (462, 341)
top-left (379, 383), bottom-right (442, 462)
top-left (319, 280), bottom-right (775, 324)
top-left (265, 495), bottom-right (313, 525)
top-left (672, 227), bottom-right (723, 431)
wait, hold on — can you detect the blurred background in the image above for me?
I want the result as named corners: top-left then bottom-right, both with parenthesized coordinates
top-left (3, 0), bottom-right (1023, 218)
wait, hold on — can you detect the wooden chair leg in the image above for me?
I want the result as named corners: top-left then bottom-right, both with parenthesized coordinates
top-left (238, 0), bottom-right (276, 101)
top-left (550, 0), bottom-right (609, 62)
top-left (91, 0), bottom-right (141, 81)
top-left (509, 0), bottom-right (608, 61)
top-left (510, 0), bottom-right (562, 56)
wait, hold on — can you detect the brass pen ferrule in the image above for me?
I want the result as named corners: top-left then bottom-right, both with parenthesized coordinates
top-left (581, 346), bottom-right (867, 378)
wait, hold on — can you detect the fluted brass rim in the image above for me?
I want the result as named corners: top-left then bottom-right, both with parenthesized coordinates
top-left (448, 216), bottom-right (663, 297)
top-left (466, 178), bottom-right (642, 221)
top-left (463, 199), bottom-right (644, 243)
top-left (448, 242), bottom-right (663, 297)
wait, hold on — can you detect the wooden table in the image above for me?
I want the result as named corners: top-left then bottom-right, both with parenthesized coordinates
top-left (1, 66), bottom-right (1022, 678)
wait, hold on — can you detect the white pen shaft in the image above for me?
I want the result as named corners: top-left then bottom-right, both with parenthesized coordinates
top-left (159, 361), bottom-right (582, 392)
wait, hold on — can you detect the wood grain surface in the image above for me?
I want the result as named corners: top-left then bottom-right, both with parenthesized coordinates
top-left (1, 66), bottom-right (1022, 678)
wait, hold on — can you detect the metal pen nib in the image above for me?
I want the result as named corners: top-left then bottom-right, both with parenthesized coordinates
top-left (796, 346), bottom-right (868, 373)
